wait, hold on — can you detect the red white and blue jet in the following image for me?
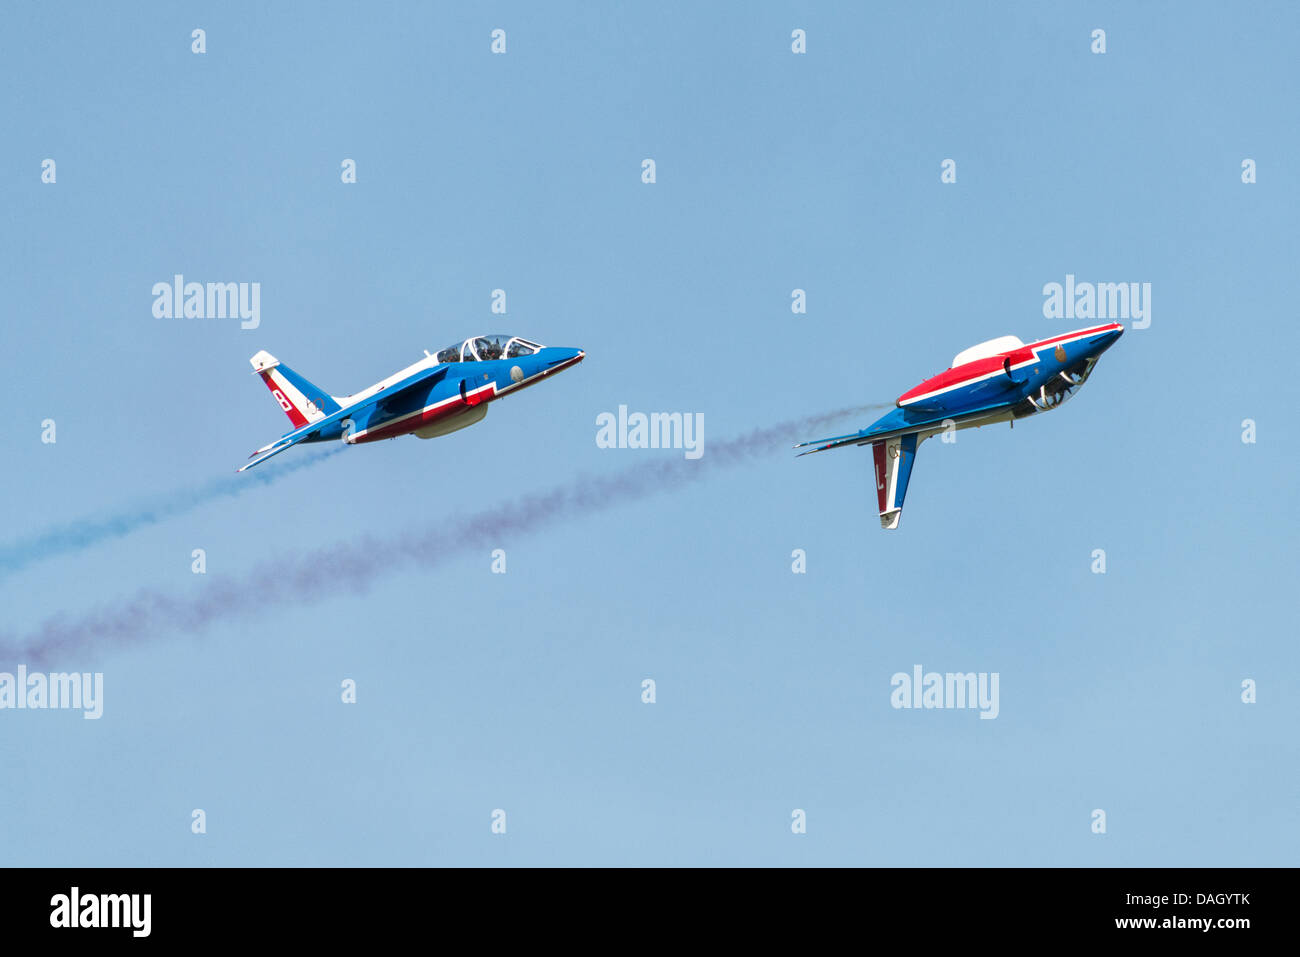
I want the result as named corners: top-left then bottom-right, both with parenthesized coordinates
top-left (795, 322), bottom-right (1124, 528)
top-left (238, 334), bottom-right (584, 472)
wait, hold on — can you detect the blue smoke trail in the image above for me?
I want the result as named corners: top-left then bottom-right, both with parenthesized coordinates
top-left (0, 406), bottom-right (878, 665)
top-left (0, 445), bottom-right (345, 579)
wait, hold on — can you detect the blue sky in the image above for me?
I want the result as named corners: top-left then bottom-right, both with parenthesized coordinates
top-left (1, 1), bottom-right (1296, 866)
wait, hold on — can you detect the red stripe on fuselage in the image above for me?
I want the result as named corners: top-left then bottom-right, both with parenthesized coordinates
top-left (1023, 322), bottom-right (1123, 351)
top-left (347, 353), bottom-right (585, 444)
top-left (897, 323), bottom-right (1121, 406)
top-left (349, 383), bottom-right (496, 444)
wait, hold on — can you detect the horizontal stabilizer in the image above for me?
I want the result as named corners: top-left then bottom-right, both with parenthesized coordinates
top-left (238, 438), bottom-right (297, 473)
top-left (794, 428), bottom-right (867, 457)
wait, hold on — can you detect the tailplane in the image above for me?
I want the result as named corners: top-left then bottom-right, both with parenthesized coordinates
top-left (250, 351), bottom-right (342, 428)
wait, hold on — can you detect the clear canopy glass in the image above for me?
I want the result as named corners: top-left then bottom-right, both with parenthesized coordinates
top-left (435, 335), bottom-right (544, 363)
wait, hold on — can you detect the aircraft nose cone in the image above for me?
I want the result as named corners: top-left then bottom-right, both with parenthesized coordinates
top-left (545, 347), bottom-right (585, 368)
top-left (1094, 324), bottom-right (1124, 355)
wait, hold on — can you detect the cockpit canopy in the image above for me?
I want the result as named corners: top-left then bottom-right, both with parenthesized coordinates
top-left (435, 335), bottom-right (544, 363)
top-left (951, 335), bottom-right (1025, 369)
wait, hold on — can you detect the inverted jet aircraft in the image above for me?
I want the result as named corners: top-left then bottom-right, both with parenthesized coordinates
top-left (238, 334), bottom-right (584, 472)
top-left (795, 322), bottom-right (1124, 528)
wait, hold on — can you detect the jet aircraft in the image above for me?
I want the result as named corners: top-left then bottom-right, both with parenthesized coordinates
top-left (238, 334), bottom-right (584, 472)
top-left (795, 323), bottom-right (1124, 528)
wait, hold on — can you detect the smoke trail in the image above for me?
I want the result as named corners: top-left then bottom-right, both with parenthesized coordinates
top-left (2, 406), bottom-right (882, 665)
top-left (0, 446), bottom-right (345, 579)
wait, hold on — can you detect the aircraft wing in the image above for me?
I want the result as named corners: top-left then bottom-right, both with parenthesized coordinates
top-left (794, 400), bottom-right (1013, 457)
top-left (237, 364), bottom-right (450, 472)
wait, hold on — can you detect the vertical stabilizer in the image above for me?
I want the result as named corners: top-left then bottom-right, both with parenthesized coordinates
top-left (871, 432), bottom-right (920, 530)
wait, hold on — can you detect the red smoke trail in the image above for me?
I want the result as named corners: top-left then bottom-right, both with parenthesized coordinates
top-left (2, 406), bottom-right (880, 665)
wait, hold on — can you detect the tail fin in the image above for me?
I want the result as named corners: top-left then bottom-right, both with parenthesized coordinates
top-left (872, 432), bottom-right (920, 530)
top-left (250, 350), bottom-right (341, 428)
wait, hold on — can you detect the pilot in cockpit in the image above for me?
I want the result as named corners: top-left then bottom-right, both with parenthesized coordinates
top-left (435, 335), bottom-right (542, 365)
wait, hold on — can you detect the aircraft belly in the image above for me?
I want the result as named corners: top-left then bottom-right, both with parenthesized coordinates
top-left (958, 408), bottom-right (1015, 430)
top-left (352, 385), bottom-right (490, 444)
top-left (414, 403), bottom-right (488, 438)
